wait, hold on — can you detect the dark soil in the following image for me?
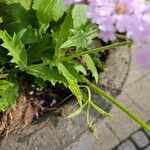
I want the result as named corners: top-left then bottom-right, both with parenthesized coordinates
top-left (0, 74), bottom-right (72, 139)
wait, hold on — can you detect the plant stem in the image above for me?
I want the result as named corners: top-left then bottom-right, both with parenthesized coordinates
top-left (62, 41), bottom-right (131, 61)
top-left (81, 77), bottom-right (150, 132)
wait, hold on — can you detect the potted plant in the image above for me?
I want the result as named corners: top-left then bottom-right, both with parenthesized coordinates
top-left (0, 0), bottom-right (150, 149)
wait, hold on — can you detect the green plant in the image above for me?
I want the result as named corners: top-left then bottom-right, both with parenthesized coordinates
top-left (0, 0), bottom-right (150, 133)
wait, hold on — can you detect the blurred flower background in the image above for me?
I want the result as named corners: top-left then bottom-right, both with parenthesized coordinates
top-left (65, 0), bottom-right (150, 70)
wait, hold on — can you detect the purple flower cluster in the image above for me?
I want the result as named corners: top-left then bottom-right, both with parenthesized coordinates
top-left (65, 0), bottom-right (150, 70)
top-left (64, 0), bottom-right (83, 4)
top-left (87, 0), bottom-right (150, 43)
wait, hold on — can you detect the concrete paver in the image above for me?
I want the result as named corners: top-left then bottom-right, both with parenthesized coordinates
top-left (116, 140), bottom-right (137, 150)
top-left (131, 130), bottom-right (149, 148)
top-left (66, 122), bottom-right (120, 150)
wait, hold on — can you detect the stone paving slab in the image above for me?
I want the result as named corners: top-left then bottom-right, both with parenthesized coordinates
top-left (66, 122), bottom-right (120, 150)
top-left (123, 64), bottom-right (144, 88)
top-left (116, 140), bottom-right (137, 150)
top-left (114, 121), bottom-right (150, 150)
top-left (123, 77), bottom-right (150, 115)
top-left (112, 59), bottom-right (150, 150)
top-left (131, 130), bottom-right (149, 149)
top-left (104, 75), bottom-right (150, 141)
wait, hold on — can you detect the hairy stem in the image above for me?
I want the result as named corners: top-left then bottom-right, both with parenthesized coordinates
top-left (62, 41), bottom-right (131, 61)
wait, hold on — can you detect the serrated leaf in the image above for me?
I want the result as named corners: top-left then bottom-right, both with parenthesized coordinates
top-left (0, 3), bottom-right (38, 35)
top-left (65, 60), bottom-right (87, 76)
top-left (71, 61), bottom-right (87, 75)
top-left (0, 30), bottom-right (27, 70)
top-left (61, 29), bottom-right (86, 50)
top-left (82, 54), bottom-right (98, 83)
top-left (63, 62), bottom-right (81, 80)
top-left (27, 64), bottom-right (68, 86)
top-left (33, 0), bottom-right (66, 23)
top-left (72, 4), bottom-right (88, 29)
top-left (0, 98), bottom-right (9, 112)
top-left (58, 63), bottom-right (83, 106)
top-left (61, 28), bottom-right (98, 50)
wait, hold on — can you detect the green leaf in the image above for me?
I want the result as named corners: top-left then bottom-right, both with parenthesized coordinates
top-left (67, 101), bottom-right (88, 118)
top-left (54, 6), bottom-right (73, 60)
top-left (19, 0), bottom-right (32, 10)
top-left (33, 0), bottom-right (66, 23)
top-left (67, 107), bottom-right (83, 119)
top-left (0, 0), bottom-right (19, 4)
top-left (0, 30), bottom-right (27, 70)
top-left (92, 56), bottom-right (105, 71)
top-left (0, 80), bottom-right (19, 111)
top-left (82, 54), bottom-right (98, 83)
top-left (26, 34), bottom-right (51, 65)
top-left (27, 64), bottom-right (68, 86)
top-left (61, 28), bottom-right (98, 50)
top-left (63, 60), bottom-right (87, 76)
top-left (4, 81), bottom-right (19, 106)
top-left (72, 4), bottom-right (88, 29)
top-left (61, 29), bottom-right (86, 50)
top-left (0, 80), bottom-right (12, 91)
top-left (70, 60), bottom-right (87, 76)
top-left (0, 3), bottom-right (38, 35)
top-left (58, 63), bottom-right (83, 106)
top-left (0, 98), bottom-right (9, 111)
top-left (17, 27), bottom-right (39, 44)
top-left (90, 101), bottom-right (111, 117)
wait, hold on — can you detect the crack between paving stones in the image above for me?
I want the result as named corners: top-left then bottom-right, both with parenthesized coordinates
top-left (124, 71), bottom-right (150, 89)
top-left (105, 122), bottom-right (121, 142)
top-left (125, 93), bottom-right (150, 117)
top-left (63, 120), bottom-right (99, 149)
